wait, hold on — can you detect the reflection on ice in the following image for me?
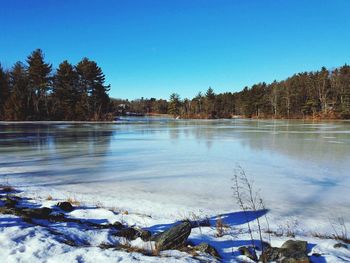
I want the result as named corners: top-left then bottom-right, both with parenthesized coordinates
top-left (0, 119), bottom-right (349, 226)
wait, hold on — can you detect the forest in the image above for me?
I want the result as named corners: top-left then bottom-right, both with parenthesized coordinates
top-left (1, 49), bottom-right (350, 120)
top-left (115, 65), bottom-right (350, 119)
top-left (0, 49), bottom-right (111, 121)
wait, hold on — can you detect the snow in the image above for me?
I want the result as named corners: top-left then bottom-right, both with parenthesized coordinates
top-left (0, 190), bottom-right (349, 262)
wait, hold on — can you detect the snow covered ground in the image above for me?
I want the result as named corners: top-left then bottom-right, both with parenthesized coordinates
top-left (0, 186), bottom-right (349, 262)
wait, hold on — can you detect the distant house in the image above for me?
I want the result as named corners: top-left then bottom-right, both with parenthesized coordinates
top-left (116, 104), bottom-right (127, 115)
top-left (118, 104), bottom-right (127, 110)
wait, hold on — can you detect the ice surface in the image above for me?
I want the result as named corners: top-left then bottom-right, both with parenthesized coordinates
top-left (0, 119), bottom-right (350, 231)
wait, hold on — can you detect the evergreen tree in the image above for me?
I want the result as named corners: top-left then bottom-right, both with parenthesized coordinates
top-left (26, 49), bottom-right (52, 119)
top-left (52, 60), bottom-right (79, 120)
top-left (4, 62), bottom-right (29, 120)
top-left (205, 87), bottom-right (215, 100)
top-left (0, 64), bottom-right (10, 118)
top-left (205, 87), bottom-right (216, 117)
top-left (168, 93), bottom-right (181, 117)
top-left (194, 92), bottom-right (203, 114)
top-left (3, 49), bottom-right (350, 120)
top-left (76, 58), bottom-right (110, 120)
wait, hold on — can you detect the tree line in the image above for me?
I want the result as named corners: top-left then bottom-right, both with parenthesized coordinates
top-left (0, 49), bottom-right (111, 121)
top-left (1, 51), bottom-right (350, 120)
top-left (113, 65), bottom-right (350, 119)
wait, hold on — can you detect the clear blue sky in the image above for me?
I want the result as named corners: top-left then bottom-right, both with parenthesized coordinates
top-left (1, 0), bottom-right (350, 100)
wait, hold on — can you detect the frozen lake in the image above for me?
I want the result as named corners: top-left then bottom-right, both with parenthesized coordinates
top-left (0, 119), bottom-right (350, 230)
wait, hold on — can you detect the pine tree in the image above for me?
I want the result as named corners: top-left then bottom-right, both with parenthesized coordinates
top-left (0, 64), bottom-right (10, 118)
top-left (76, 58), bottom-right (110, 120)
top-left (205, 87), bottom-right (216, 117)
top-left (194, 92), bottom-right (203, 114)
top-left (52, 60), bottom-right (79, 120)
top-left (4, 62), bottom-right (29, 120)
top-left (168, 93), bottom-right (181, 117)
top-left (338, 65), bottom-right (350, 117)
top-left (26, 49), bottom-right (52, 119)
top-left (205, 87), bottom-right (215, 100)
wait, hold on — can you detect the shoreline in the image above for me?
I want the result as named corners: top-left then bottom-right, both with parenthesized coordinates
top-left (0, 184), bottom-right (349, 262)
top-left (1, 117), bottom-right (350, 123)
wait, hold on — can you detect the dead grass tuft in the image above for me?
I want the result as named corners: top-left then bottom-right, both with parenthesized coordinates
top-left (109, 207), bottom-right (120, 214)
top-left (311, 232), bottom-right (350, 244)
top-left (117, 243), bottom-right (159, 256)
top-left (179, 246), bottom-right (199, 257)
top-left (216, 216), bottom-right (229, 237)
top-left (311, 217), bottom-right (349, 244)
top-left (67, 197), bottom-right (80, 206)
top-left (95, 201), bottom-right (104, 208)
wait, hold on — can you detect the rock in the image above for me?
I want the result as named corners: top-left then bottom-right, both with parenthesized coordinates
top-left (281, 240), bottom-right (307, 253)
top-left (0, 185), bottom-right (15, 193)
top-left (22, 207), bottom-right (53, 220)
top-left (280, 240), bottom-right (309, 262)
top-left (39, 207), bottom-right (53, 217)
top-left (4, 197), bottom-right (18, 208)
top-left (115, 227), bottom-right (138, 240)
top-left (260, 240), bottom-right (309, 263)
top-left (114, 227), bottom-right (152, 241)
top-left (261, 241), bottom-right (272, 250)
top-left (334, 243), bottom-right (348, 249)
top-left (239, 246), bottom-right (257, 261)
top-left (0, 204), bottom-right (53, 221)
top-left (137, 229), bottom-right (152, 241)
top-left (195, 243), bottom-right (221, 258)
top-left (99, 243), bottom-right (115, 249)
top-left (112, 221), bottom-right (123, 230)
top-left (153, 221), bottom-right (192, 251)
top-left (57, 202), bottom-right (74, 212)
top-left (260, 246), bottom-right (280, 262)
top-left (280, 258), bottom-right (310, 263)
top-left (0, 206), bottom-right (17, 216)
top-left (50, 211), bottom-right (65, 220)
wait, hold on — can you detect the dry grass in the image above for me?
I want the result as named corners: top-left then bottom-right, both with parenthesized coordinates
top-left (108, 207), bottom-right (120, 214)
top-left (266, 227), bottom-right (296, 238)
top-left (265, 229), bottom-right (283, 237)
top-left (98, 242), bottom-right (115, 249)
top-left (216, 216), bottom-right (229, 237)
top-left (151, 246), bottom-right (160, 257)
top-left (312, 217), bottom-right (349, 244)
top-left (117, 243), bottom-right (159, 256)
top-left (330, 217), bottom-right (349, 243)
top-left (67, 197), bottom-right (80, 206)
top-left (311, 232), bottom-right (350, 244)
top-left (95, 201), bottom-right (104, 208)
top-left (311, 232), bottom-right (330, 239)
top-left (179, 246), bottom-right (199, 257)
top-left (268, 219), bottom-right (299, 238)
top-left (133, 212), bottom-right (152, 218)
